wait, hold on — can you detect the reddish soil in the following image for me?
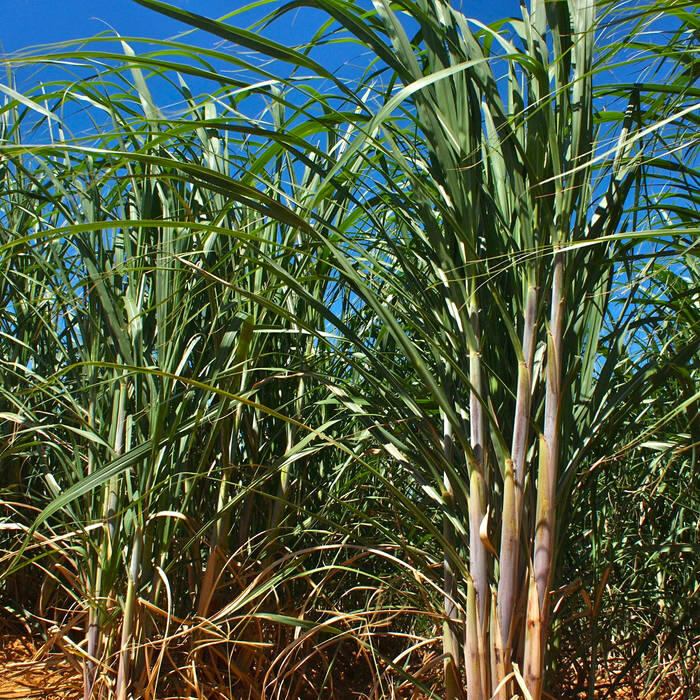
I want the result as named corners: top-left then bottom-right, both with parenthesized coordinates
top-left (0, 635), bottom-right (81, 700)
top-left (0, 632), bottom-right (690, 699)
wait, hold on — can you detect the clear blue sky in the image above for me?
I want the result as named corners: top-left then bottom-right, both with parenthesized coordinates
top-left (2, 1), bottom-right (236, 54)
top-left (2, 1), bottom-right (521, 56)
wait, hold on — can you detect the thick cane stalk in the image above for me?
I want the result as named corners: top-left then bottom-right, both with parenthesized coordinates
top-left (466, 288), bottom-right (489, 697)
top-left (497, 282), bottom-right (538, 663)
top-left (465, 579), bottom-right (483, 700)
top-left (537, 249), bottom-right (564, 608)
top-left (526, 250), bottom-right (564, 698)
top-left (523, 562), bottom-right (543, 698)
top-left (490, 588), bottom-right (507, 700)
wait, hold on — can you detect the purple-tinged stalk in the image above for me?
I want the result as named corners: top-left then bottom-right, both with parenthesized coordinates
top-left (497, 282), bottom-right (538, 674)
top-left (525, 247), bottom-right (564, 698)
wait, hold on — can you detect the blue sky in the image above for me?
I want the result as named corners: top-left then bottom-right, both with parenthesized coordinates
top-left (3, 1), bottom-right (522, 56)
top-left (3, 1), bottom-right (236, 54)
top-left (1, 0), bottom-right (527, 140)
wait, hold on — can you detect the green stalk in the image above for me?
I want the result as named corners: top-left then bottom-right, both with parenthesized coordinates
top-left (107, 376), bottom-right (128, 547)
top-left (269, 371), bottom-right (305, 536)
top-left (85, 385), bottom-right (99, 700)
top-left (197, 318), bottom-right (254, 618)
top-left (116, 526), bottom-right (143, 700)
top-left (92, 373), bottom-right (128, 697)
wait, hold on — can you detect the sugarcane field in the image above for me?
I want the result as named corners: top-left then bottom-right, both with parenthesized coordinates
top-left (0, 1), bottom-right (698, 698)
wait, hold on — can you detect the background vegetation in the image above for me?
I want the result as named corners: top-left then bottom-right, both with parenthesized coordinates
top-left (1, 0), bottom-right (698, 698)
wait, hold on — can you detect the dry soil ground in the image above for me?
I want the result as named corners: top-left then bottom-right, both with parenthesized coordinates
top-left (0, 631), bottom-right (687, 699)
top-left (0, 635), bottom-right (80, 700)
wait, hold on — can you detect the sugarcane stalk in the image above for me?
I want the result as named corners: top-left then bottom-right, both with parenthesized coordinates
top-left (523, 565), bottom-right (542, 698)
top-left (465, 579), bottom-right (483, 700)
top-left (528, 251), bottom-right (564, 699)
top-left (107, 375), bottom-right (128, 547)
top-left (116, 525), bottom-right (143, 700)
top-left (536, 251), bottom-right (563, 610)
top-left (198, 318), bottom-right (253, 617)
top-left (270, 371), bottom-right (305, 535)
top-left (237, 409), bottom-right (259, 552)
top-left (86, 374), bottom-right (128, 698)
top-left (497, 282), bottom-right (537, 668)
top-left (85, 387), bottom-right (99, 700)
top-left (469, 468), bottom-right (489, 695)
top-left (490, 588), bottom-right (507, 700)
top-left (466, 289), bottom-right (489, 695)
top-left (441, 413), bottom-right (461, 700)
